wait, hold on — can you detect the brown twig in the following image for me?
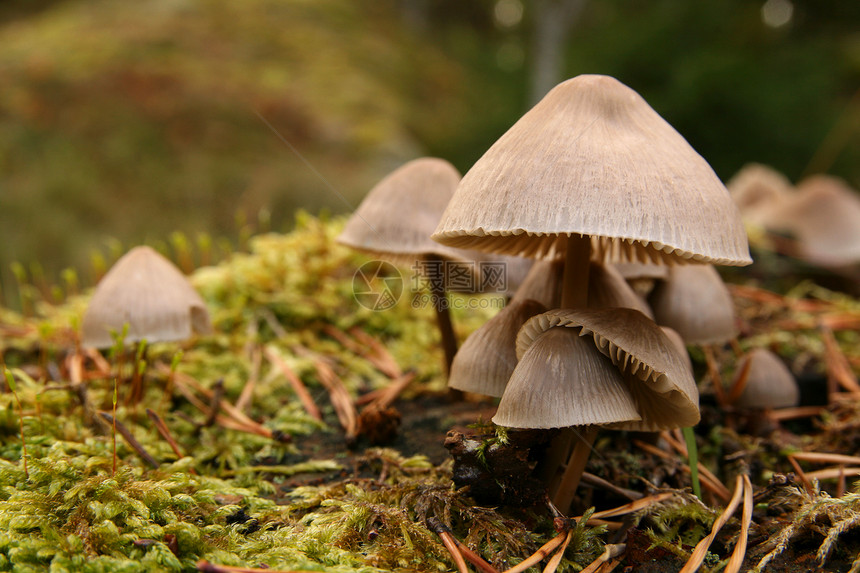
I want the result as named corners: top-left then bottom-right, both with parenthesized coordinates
top-left (204, 379), bottom-right (225, 428)
top-left (348, 326), bottom-right (403, 378)
top-left (654, 435), bottom-right (732, 501)
top-left (263, 345), bottom-right (322, 421)
top-left (542, 530), bottom-right (573, 573)
top-left (702, 345), bottom-right (727, 407)
top-left (583, 492), bottom-right (675, 521)
top-left (580, 543), bottom-right (625, 573)
top-left (293, 345), bottom-right (359, 441)
top-left (145, 409), bottom-right (188, 462)
top-left (98, 411), bottom-right (159, 468)
top-left (635, 440), bottom-right (730, 502)
top-left (768, 406), bottom-right (826, 421)
top-left (357, 371), bottom-right (416, 410)
top-left (168, 370), bottom-right (283, 441)
top-left (724, 475), bottom-right (753, 573)
top-left (503, 531), bottom-right (569, 573)
top-left (427, 517), bottom-right (481, 573)
top-left (236, 346), bottom-right (262, 412)
top-left (820, 323), bottom-right (860, 395)
top-left (725, 354), bottom-right (752, 406)
top-left (581, 471), bottom-right (643, 502)
top-left (680, 474), bottom-right (745, 573)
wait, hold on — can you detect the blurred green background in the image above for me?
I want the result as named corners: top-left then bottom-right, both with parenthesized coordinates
top-left (0, 0), bottom-right (858, 306)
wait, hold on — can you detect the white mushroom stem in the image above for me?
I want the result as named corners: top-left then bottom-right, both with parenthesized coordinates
top-left (561, 234), bottom-right (592, 309)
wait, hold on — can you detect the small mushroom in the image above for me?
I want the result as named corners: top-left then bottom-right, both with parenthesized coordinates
top-left (338, 157), bottom-right (480, 374)
top-left (726, 163), bottom-right (793, 228)
top-left (768, 175), bottom-right (860, 268)
top-left (451, 261), bottom-right (651, 399)
top-left (81, 246), bottom-right (212, 349)
top-left (732, 348), bottom-right (799, 410)
top-left (448, 298), bottom-right (547, 397)
top-left (587, 261), bottom-right (654, 319)
top-left (511, 259), bottom-right (564, 308)
top-left (613, 262), bottom-right (668, 298)
top-left (648, 264), bottom-right (736, 346)
top-left (508, 308), bottom-right (699, 431)
top-left (494, 307), bottom-right (698, 512)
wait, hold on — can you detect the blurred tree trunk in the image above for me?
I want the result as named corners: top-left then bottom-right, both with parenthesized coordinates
top-left (529, 0), bottom-right (587, 105)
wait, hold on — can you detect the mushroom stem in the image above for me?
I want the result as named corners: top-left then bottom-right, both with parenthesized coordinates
top-left (426, 255), bottom-right (458, 375)
top-left (551, 425), bottom-right (599, 514)
top-left (561, 235), bottom-right (592, 309)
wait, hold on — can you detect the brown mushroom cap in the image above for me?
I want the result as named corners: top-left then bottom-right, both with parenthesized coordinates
top-left (769, 175), bottom-right (860, 267)
top-left (733, 348), bottom-right (799, 410)
top-left (648, 264), bottom-right (736, 346)
top-left (448, 298), bottom-right (547, 397)
top-left (432, 75), bottom-right (751, 267)
top-left (509, 307), bottom-right (699, 431)
top-left (492, 326), bottom-right (642, 429)
top-left (587, 261), bottom-right (654, 319)
top-left (511, 259), bottom-right (564, 307)
top-left (81, 246), bottom-right (212, 348)
top-left (727, 163), bottom-right (793, 228)
top-left (338, 157), bottom-right (478, 265)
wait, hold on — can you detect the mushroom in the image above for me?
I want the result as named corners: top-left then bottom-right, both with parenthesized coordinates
top-left (432, 74), bottom-right (751, 310)
top-left (768, 175), bottom-right (860, 268)
top-left (448, 298), bottom-right (547, 397)
top-left (495, 307), bottom-right (698, 511)
top-left (648, 264), bottom-right (737, 406)
top-left (81, 245), bottom-right (212, 349)
top-left (726, 163), bottom-right (794, 228)
top-left (338, 157), bottom-right (481, 374)
top-left (450, 260), bottom-right (650, 398)
top-left (431, 74), bottom-right (751, 509)
top-left (648, 264), bottom-right (736, 346)
top-left (731, 348), bottom-right (799, 410)
top-left (613, 262), bottom-right (668, 298)
top-left (511, 259), bottom-right (564, 308)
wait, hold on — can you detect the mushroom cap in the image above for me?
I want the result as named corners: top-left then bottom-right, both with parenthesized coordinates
top-left (432, 75), bottom-right (751, 267)
top-left (769, 175), bottom-right (860, 267)
top-left (337, 157), bottom-right (475, 265)
top-left (648, 264), bottom-right (736, 345)
top-left (588, 261), bottom-right (654, 319)
top-left (492, 326), bottom-right (642, 429)
top-left (448, 298), bottom-right (547, 397)
top-left (511, 260), bottom-right (653, 316)
top-left (512, 259), bottom-right (564, 308)
top-left (726, 163), bottom-right (793, 228)
top-left (508, 307), bottom-right (699, 431)
top-left (733, 348), bottom-right (799, 409)
top-left (613, 262), bottom-right (669, 281)
top-left (81, 246), bottom-right (212, 349)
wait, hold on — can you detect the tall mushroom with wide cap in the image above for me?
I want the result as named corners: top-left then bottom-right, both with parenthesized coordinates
top-left (432, 74), bottom-right (751, 510)
top-left (432, 74), bottom-right (751, 312)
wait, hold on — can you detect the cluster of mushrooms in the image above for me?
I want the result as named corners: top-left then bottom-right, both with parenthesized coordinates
top-left (80, 74), bottom-right (813, 515)
top-left (339, 74), bottom-right (760, 513)
top-left (729, 163), bottom-right (860, 270)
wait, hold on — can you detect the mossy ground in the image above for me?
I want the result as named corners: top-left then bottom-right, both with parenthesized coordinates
top-left (0, 215), bottom-right (859, 572)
